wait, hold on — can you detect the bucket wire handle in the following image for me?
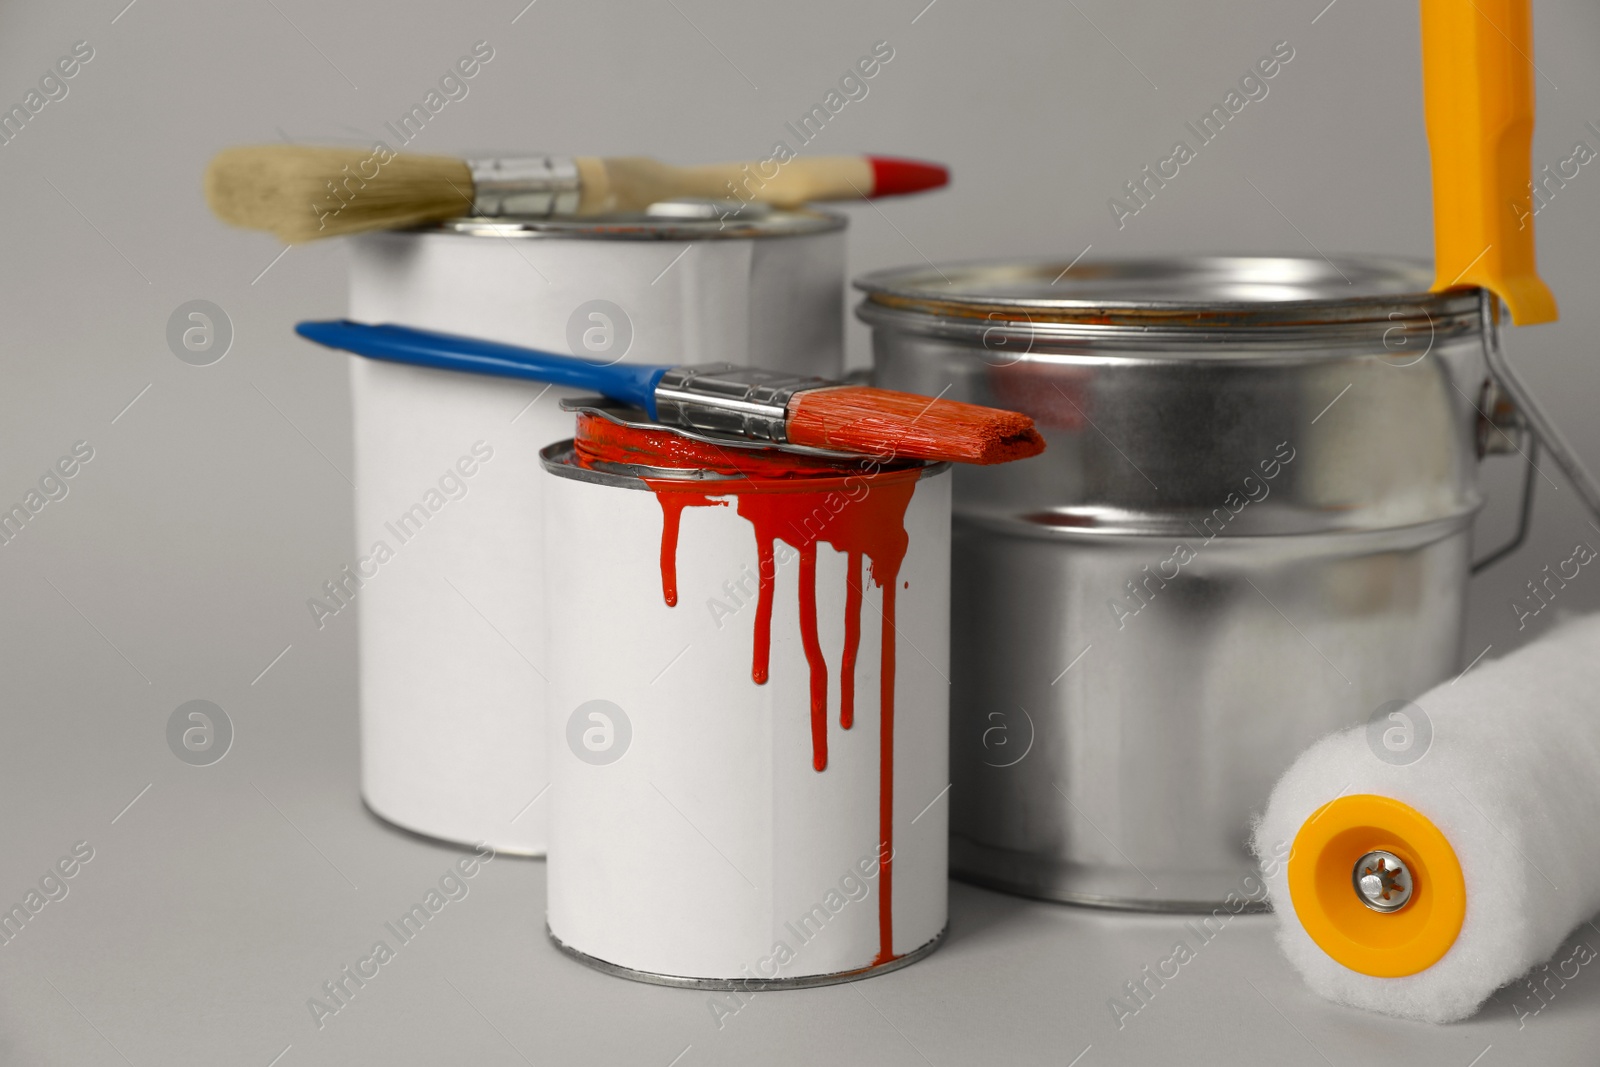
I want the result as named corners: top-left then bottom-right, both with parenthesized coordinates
top-left (1470, 431), bottom-right (1537, 575)
top-left (1477, 290), bottom-right (1600, 531)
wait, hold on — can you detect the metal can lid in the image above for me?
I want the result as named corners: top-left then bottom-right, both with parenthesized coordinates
top-left (645, 198), bottom-right (773, 220)
top-left (854, 255), bottom-right (1481, 332)
top-left (541, 402), bottom-right (934, 488)
top-left (430, 204), bottom-right (844, 242)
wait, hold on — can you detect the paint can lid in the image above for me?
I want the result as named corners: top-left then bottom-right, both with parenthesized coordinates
top-left (540, 401), bottom-right (934, 487)
top-left (430, 205), bottom-right (844, 242)
top-left (854, 255), bottom-right (1481, 343)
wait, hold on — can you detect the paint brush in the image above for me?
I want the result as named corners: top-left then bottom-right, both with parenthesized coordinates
top-left (295, 320), bottom-right (1044, 466)
top-left (207, 146), bottom-right (949, 243)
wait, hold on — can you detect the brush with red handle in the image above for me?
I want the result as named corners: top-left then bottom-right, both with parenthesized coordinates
top-left (207, 146), bottom-right (949, 243)
top-left (295, 320), bottom-right (1043, 466)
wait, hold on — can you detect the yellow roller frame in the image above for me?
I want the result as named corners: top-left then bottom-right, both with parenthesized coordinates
top-left (1287, 794), bottom-right (1466, 977)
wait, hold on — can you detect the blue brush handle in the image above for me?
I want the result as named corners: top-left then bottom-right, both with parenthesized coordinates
top-left (294, 320), bottom-right (672, 416)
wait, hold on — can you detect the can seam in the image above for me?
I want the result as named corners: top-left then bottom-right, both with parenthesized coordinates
top-left (952, 505), bottom-right (1482, 545)
top-left (547, 925), bottom-right (947, 990)
top-left (412, 210), bottom-right (847, 242)
top-left (950, 868), bottom-right (1271, 915)
top-left (360, 795), bottom-right (545, 859)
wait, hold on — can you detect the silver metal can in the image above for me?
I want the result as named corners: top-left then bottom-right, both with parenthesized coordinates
top-left (856, 256), bottom-right (1519, 911)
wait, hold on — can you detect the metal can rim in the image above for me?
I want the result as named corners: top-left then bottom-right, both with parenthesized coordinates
top-left (853, 255), bottom-right (1482, 334)
top-left (540, 440), bottom-right (950, 489)
top-left (418, 207), bottom-right (846, 243)
top-left (951, 503), bottom-right (1481, 544)
top-left (854, 298), bottom-right (1478, 355)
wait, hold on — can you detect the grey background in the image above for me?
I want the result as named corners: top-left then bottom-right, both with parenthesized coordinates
top-left (3, 0), bottom-right (1600, 1064)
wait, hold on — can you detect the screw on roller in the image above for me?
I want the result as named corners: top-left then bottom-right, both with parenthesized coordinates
top-left (1352, 850), bottom-right (1414, 913)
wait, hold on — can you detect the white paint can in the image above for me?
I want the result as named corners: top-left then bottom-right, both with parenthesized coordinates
top-left (541, 406), bottom-right (951, 987)
top-left (345, 208), bottom-right (846, 855)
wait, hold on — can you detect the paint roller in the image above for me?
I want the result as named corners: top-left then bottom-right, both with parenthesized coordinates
top-left (1252, 0), bottom-right (1600, 1023)
top-left (1253, 612), bottom-right (1600, 1022)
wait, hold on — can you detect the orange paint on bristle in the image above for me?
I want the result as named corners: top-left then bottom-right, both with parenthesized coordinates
top-left (785, 386), bottom-right (1046, 465)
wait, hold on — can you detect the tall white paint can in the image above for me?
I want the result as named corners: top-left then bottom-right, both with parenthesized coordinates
top-left (542, 406), bottom-right (951, 986)
top-left (344, 207), bottom-right (846, 854)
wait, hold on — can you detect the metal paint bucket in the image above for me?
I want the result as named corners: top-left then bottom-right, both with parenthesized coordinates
top-left (541, 404), bottom-right (950, 986)
top-left (855, 255), bottom-right (1548, 911)
top-left (346, 206), bottom-right (845, 855)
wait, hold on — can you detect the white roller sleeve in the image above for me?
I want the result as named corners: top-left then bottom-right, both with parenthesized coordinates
top-left (1253, 611), bottom-right (1600, 1023)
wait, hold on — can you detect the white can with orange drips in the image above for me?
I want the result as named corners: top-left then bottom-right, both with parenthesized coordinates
top-left (541, 405), bottom-right (950, 987)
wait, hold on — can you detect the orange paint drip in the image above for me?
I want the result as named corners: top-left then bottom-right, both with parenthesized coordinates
top-left (751, 532), bottom-right (775, 685)
top-left (729, 482), bottom-right (915, 788)
top-left (840, 550), bottom-right (863, 731)
top-left (874, 576), bottom-right (898, 967)
top-left (652, 491), bottom-right (726, 607)
top-left (797, 543), bottom-right (829, 771)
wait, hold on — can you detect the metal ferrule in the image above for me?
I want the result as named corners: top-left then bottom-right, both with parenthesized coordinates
top-left (467, 156), bottom-right (580, 217)
top-left (652, 364), bottom-right (835, 443)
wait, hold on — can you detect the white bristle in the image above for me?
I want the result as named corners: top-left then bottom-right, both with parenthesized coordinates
top-left (204, 145), bottom-right (474, 243)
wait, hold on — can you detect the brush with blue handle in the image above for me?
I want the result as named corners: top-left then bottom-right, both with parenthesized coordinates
top-left (295, 320), bottom-right (1045, 465)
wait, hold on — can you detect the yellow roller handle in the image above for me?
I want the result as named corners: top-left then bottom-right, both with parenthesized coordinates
top-left (1421, 0), bottom-right (1558, 324)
